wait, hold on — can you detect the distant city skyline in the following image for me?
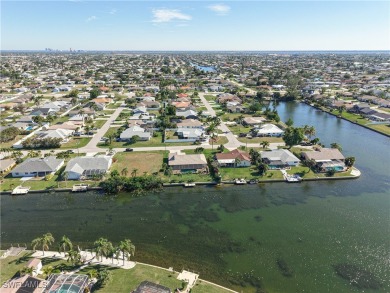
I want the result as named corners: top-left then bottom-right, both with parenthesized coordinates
top-left (2, 1), bottom-right (389, 51)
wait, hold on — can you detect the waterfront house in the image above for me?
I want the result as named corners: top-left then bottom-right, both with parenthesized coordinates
top-left (11, 156), bottom-right (64, 177)
top-left (215, 149), bottom-right (251, 167)
top-left (243, 117), bottom-right (266, 126)
top-left (168, 152), bottom-right (208, 174)
top-left (65, 156), bottom-right (112, 180)
top-left (27, 258), bottom-right (42, 277)
top-left (260, 149), bottom-right (300, 169)
top-left (302, 148), bottom-right (345, 172)
top-left (254, 124), bottom-right (284, 137)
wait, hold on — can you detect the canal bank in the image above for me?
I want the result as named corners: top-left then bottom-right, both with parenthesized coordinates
top-left (1, 102), bottom-right (388, 293)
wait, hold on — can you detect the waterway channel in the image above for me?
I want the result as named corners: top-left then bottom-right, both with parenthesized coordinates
top-left (1, 102), bottom-right (389, 292)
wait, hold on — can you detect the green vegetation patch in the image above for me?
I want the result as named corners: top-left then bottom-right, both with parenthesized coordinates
top-left (333, 263), bottom-right (382, 290)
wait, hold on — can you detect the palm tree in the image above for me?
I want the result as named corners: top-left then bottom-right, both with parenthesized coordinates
top-left (19, 266), bottom-right (34, 277)
top-left (121, 167), bottom-right (128, 177)
top-left (66, 249), bottom-right (81, 266)
top-left (330, 142), bottom-right (342, 151)
top-left (31, 233), bottom-right (55, 256)
top-left (118, 239), bottom-right (135, 266)
top-left (58, 235), bottom-right (73, 256)
top-left (94, 238), bottom-right (110, 261)
top-left (131, 168), bottom-right (138, 177)
top-left (260, 141), bottom-right (270, 149)
top-left (42, 265), bottom-right (54, 278)
top-left (303, 125), bottom-right (316, 140)
top-left (87, 269), bottom-right (98, 280)
top-left (210, 133), bottom-right (217, 151)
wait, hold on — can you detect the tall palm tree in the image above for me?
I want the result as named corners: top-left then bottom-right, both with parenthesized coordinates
top-left (234, 157), bottom-right (242, 168)
top-left (121, 167), bottom-right (128, 177)
top-left (118, 239), bottom-right (135, 266)
top-left (58, 235), bottom-right (73, 256)
top-left (94, 238), bottom-right (110, 261)
top-left (66, 249), bottom-right (81, 266)
top-left (260, 141), bottom-right (270, 149)
top-left (31, 233), bottom-right (55, 256)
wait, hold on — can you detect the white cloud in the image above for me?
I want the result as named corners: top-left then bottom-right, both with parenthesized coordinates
top-left (152, 9), bottom-right (192, 23)
top-left (208, 4), bottom-right (231, 16)
top-left (86, 16), bottom-right (97, 22)
top-left (109, 9), bottom-right (117, 15)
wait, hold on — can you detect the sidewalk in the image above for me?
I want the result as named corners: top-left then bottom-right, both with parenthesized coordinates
top-left (31, 250), bottom-right (136, 270)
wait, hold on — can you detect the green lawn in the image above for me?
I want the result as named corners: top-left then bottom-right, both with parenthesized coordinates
top-left (204, 95), bottom-right (217, 101)
top-left (329, 110), bottom-right (368, 126)
top-left (112, 152), bottom-right (164, 176)
top-left (366, 123), bottom-right (390, 136)
top-left (237, 136), bottom-right (284, 144)
top-left (94, 119), bottom-right (108, 128)
top-left (61, 137), bottom-right (91, 149)
top-left (0, 252), bottom-right (82, 284)
top-left (220, 166), bottom-right (284, 181)
top-left (1, 135), bottom-right (26, 148)
top-left (210, 136), bottom-right (228, 146)
top-left (225, 124), bottom-right (251, 135)
top-left (106, 103), bottom-right (120, 109)
top-left (0, 251), bottom-right (34, 283)
top-left (221, 113), bottom-right (251, 122)
top-left (99, 132), bottom-right (195, 149)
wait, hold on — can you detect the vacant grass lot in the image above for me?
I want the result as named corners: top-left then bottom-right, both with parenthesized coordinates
top-left (204, 94), bottom-right (217, 101)
top-left (112, 152), bottom-right (164, 176)
top-left (1, 135), bottom-right (26, 148)
top-left (61, 137), bottom-right (91, 149)
top-left (99, 132), bottom-right (195, 148)
top-left (237, 136), bottom-right (284, 144)
top-left (367, 123), bottom-right (390, 136)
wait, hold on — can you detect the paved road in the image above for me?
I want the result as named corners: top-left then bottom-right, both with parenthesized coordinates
top-left (198, 92), bottom-right (242, 149)
top-left (81, 106), bottom-right (124, 152)
top-left (13, 93), bottom-right (284, 157)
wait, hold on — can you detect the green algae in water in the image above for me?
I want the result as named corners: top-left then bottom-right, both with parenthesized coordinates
top-left (334, 263), bottom-right (382, 290)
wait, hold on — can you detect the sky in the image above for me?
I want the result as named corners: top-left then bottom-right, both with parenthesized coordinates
top-left (1, 1), bottom-right (390, 51)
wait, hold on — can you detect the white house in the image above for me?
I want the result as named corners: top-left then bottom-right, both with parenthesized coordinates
top-left (255, 124), bottom-right (284, 137)
top-left (65, 156), bottom-right (112, 180)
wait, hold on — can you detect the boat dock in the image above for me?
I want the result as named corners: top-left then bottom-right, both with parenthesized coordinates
top-left (72, 184), bottom-right (89, 192)
top-left (11, 186), bottom-right (31, 195)
top-left (184, 183), bottom-right (196, 187)
top-left (281, 170), bottom-right (302, 183)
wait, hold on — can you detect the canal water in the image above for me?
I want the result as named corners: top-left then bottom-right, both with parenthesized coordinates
top-left (1, 102), bottom-right (389, 292)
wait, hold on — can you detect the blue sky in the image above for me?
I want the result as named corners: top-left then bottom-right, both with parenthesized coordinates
top-left (2, 1), bottom-right (389, 50)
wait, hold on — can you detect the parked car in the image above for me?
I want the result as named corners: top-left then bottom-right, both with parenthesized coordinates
top-left (125, 148), bottom-right (134, 152)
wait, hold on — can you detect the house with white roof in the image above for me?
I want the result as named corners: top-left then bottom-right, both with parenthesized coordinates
top-left (254, 124), bottom-right (284, 137)
top-left (65, 156), bottom-right (112, 180)
top-left (260, 149), bottom-right (300, 169)
top-left (120, 125), bottom-right (152, 141)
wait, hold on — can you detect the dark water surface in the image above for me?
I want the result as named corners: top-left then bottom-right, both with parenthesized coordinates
top-left (1, 102), bottom-right (389, 292)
